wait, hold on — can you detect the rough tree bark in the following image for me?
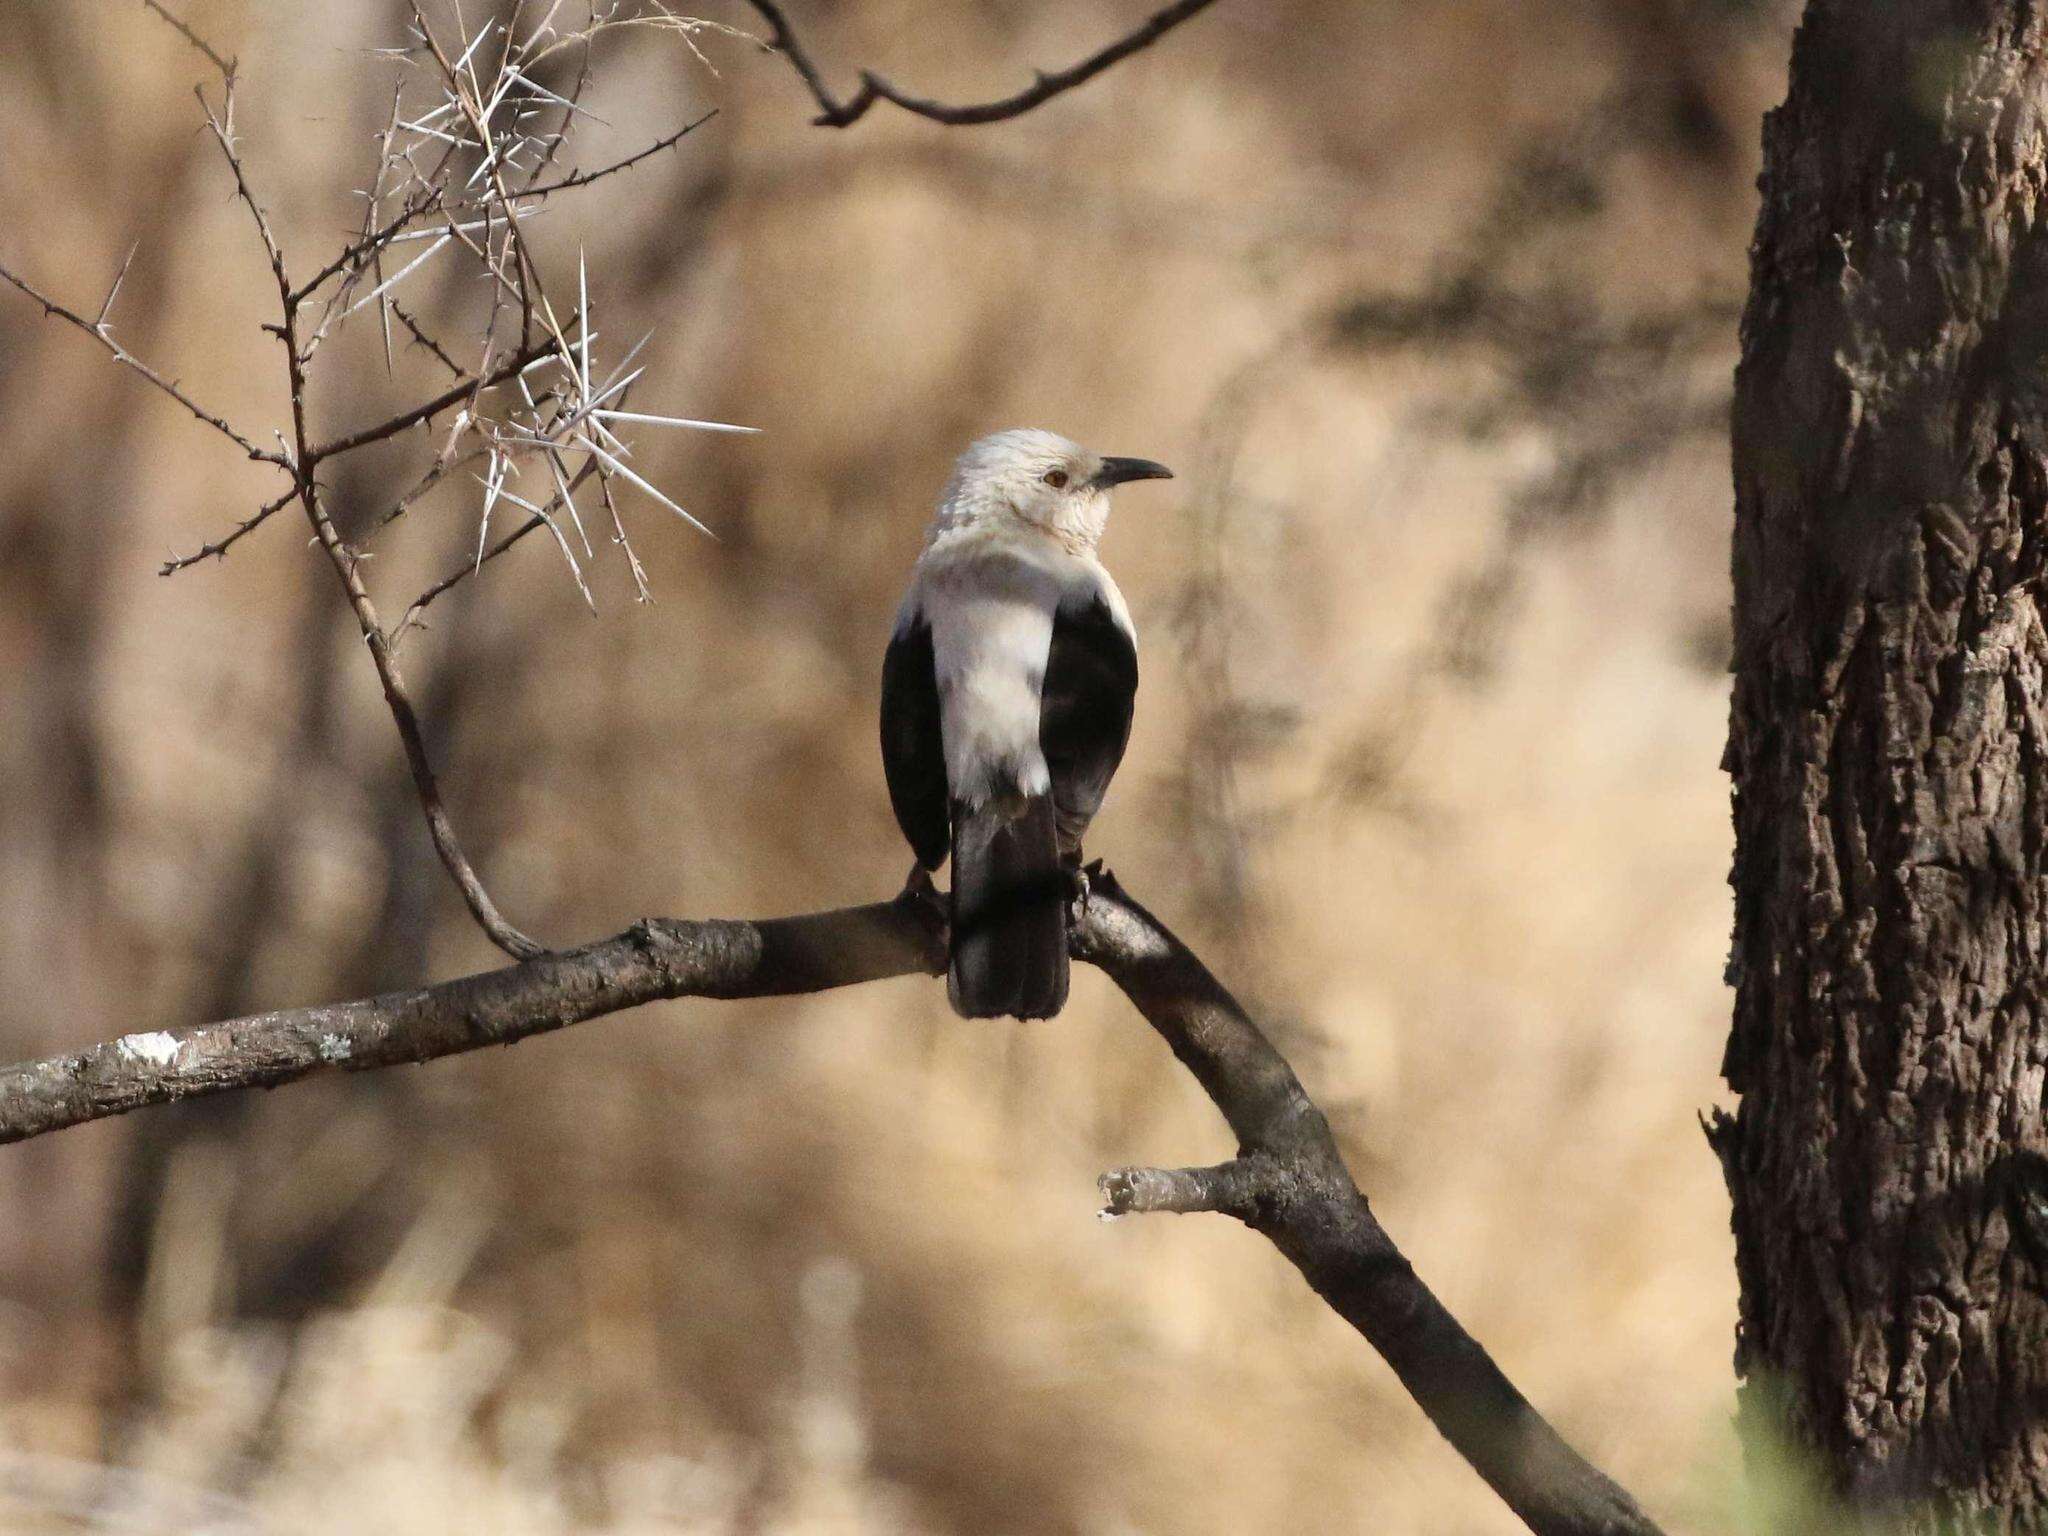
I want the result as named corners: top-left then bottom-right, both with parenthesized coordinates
top-left (1720, 1), bottom-right (2048, 1525)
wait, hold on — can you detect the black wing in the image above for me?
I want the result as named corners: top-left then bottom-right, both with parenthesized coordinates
top-left (1041, 594), bottom-right (1138, 858)
top-left (881, 611), bottom-right (950, 870)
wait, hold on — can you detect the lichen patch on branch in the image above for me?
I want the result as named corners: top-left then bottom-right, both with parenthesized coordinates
top-left (114, 1031), bottom-right (182, 1068)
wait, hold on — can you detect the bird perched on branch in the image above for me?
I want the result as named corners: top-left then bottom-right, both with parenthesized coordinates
top-left (882, 428), bottom-right (1172, 1019)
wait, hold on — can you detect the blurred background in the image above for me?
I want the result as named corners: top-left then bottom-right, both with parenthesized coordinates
top-left (0, 1), bottom-right (1793, 1530)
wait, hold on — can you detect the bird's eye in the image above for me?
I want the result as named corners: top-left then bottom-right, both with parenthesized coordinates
top-left (1042, 468), bottom-right (1070, 489)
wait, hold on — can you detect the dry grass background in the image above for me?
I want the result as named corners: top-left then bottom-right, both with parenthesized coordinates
top-left (0, 1), bottom-right (1797, 1530)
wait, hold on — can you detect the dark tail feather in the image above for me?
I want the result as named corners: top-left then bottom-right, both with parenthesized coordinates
top-left (948, 792), bottom-right (1069, 1020)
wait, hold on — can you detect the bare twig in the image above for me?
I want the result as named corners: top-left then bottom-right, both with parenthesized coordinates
top-left (159, 487), bottom-right (298, 575)
top-left (306, 412), bottom-right (550, 960)
top-left (365, 84), bottom-right (408, 375)
top-left (0, 259), bottom-right (289, 468)
top-left (369, 444), bottom-right (497, 541)
top-left (393, 451), bottom-right (606, 639)
top-left (189, 53), bottom-right (555, 962)
top-left (598, 461), bottom-right (652, 601)
top-left (304, 328), bottom-right (567, 464)
top-left (0, 874), bottom-right (1662, 1536)
top-left (198, 85), bottom-right (287, 280)
top-left (288, 188), bottom-right (450, 308)
top-left (389, 299), bottom-right (468, 379)
top-left (141, 0), bottom-right (236, 81)
top-left (510, 108), bottom-right (717, 198)
top-left (304, 480), bottom-right (553, 959)
top-left (742, 0), bottom-right (1224, 128)
top-left (94, 242), bottom-right (141, 329)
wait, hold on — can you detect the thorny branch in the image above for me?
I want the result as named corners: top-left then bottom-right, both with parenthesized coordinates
top-left (188, 55), bottom-right (557, 962)
top-left (158, 488), bottom-right (297, 575)
top-left (742, 0), bottom-right (1224, 128)
top-left (2, 2), bottom-right (752, 962)
top-left (303, 329), bottom-right (571, 465)
top-left (0, 259), bottom-right (290, 469)
top-left (398, 453), bottom-right (607, 636)
top-left (142, 0), bottom-right (235, 79)
top-left (514, 110), bottom-right (717, 197)
top-left (0, 872), bottom-right (1662, 1536)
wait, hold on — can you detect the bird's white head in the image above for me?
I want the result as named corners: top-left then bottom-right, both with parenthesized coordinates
top-left (932, 428), bottom-right (1172, 552)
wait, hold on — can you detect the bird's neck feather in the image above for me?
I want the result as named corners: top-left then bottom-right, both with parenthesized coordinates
top-left (930, 496), bottom-right (1105, 559)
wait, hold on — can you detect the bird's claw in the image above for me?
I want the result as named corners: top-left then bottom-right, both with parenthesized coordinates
top-left (1065, 862), bottom-right (1091, 911)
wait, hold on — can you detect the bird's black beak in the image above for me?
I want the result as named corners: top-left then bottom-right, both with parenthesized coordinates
top-left (1090, 456), bottom-right (1174, 489)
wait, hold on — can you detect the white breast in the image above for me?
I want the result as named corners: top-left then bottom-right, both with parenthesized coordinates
top-left (904, 526), bottom-right (1115, 806)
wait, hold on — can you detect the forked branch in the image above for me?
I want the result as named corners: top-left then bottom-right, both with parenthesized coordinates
top-left (0, 872), bottom-right (1660, 1536)
top-left (743, 0), bottom-right (1225, 128)
top-left (1077, 872), bottom-right (1663, 1536)
top-left (0, 3), bottom-right (753, 963)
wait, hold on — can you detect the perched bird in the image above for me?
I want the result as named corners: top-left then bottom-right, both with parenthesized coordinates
top-left (881, 428), bottom-right (1171, 1019)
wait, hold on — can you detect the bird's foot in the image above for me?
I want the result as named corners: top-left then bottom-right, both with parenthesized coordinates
top-left (1065, 861), bottom-right (1091, 912)
top-left (898, 862), bottom-right (947, 964)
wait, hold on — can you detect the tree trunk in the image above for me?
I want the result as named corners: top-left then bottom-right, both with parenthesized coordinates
top-left (1723, 1), bottom-right (2048, 1526)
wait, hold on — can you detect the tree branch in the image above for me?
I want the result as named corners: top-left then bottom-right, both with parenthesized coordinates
top-left (0, 258), bottom-right (289, 469)
top-left (1098, 1157), bottom-right (1265, 1217)
top-left (303, 329), bottom-right (567, 466)
top-left (394, 453), bottom-right (605, 638)
top-left (0, 891), bottom-right (946, 1145)
top-left (142, 0), bottom-right (235, 82)
top-left (0, 870), bottom-right (1659, 1536)
top-left (1075, 871), bottom-right (1662, 1536)
top-left (743, 0), bottom-right (1224, 128)
top-left (510, 109), bottom-right (719, 199)
top-left (189, 70), bottom-right (556, 963)
top-left (20, 8), bottom-right (743, 966)
top-left (301, 479), bottom-right (553, 960)
top-left (159, 486), bottom-right (297, 575)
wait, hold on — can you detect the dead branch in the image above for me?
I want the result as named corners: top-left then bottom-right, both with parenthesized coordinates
top-left (0, 889), bottom-right (947, 1146)
top-left (183, 65), bottom-right (556, 963)
top-left (0, 259), bottom-right (290, 469)
top-left (303, 329), bottom-right (568, 465)
top-left (389, 298), bottom-right (469, 379)
top-left (743, 0), bottom-right (1224, 128)
top-left (2, 6), bottom-right (757, 961)
top-left (1079, 871), bottom-right (1663, 1536)
top-left (397, 453), bottom-right (606, 637)
top-left (159, 487), bottom-right (297, 575)
top-left (0, 872), bottom-right (1661, 1536)
top-left (306, 480), bottom-right (555, 958)
top-left (510, 109), bottom-right (718, 197)
top-left (142, 0), bottom-right (236, 81)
